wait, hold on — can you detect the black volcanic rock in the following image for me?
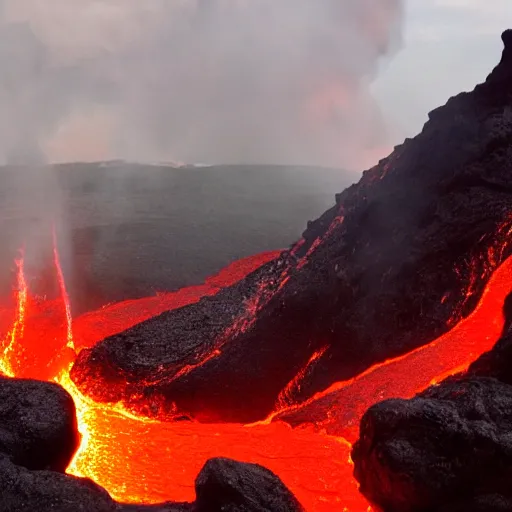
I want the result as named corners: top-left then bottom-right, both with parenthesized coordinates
top-left (72, 31), bottom-right (512, 423)
top-left (0, 377), bottom-right (79, 472)
top-left (0, 453), bottom-right (303, 512)
top-left (0, 455), bottom-right (119, 512)
top-left (352, 377), bottom-right (512, 512)
top-left (438, 494), bottom-right (512, 512)
top-left (70, 263), bottom-right (271, 412)
top-left (468, 312), bottom-right (512, 383)
top-left (0, 378), bottom-right (119, 511)
top-left (121, 458), bottom-right (303, 512)
top-left (194, 458), bottom-right (304, 512)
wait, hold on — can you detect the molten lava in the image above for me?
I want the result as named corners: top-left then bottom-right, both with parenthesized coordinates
top-left (1, 231), bottom-right (512, 511)
top-left (0, 258), bottom-right (27, 377)
top-left (277, 346), bottom-right (329, 409)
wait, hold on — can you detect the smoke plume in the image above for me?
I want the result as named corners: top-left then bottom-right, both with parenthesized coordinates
top-left (0, 0), bottom-right (404, 169)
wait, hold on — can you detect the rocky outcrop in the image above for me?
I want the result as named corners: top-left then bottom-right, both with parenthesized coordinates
top-left (194, 458), bottom-right (304, 512)
top-left (352, 377), bottom-right (512, 512)
top-left (0, 377), bottom-right (79, 472)
top-left (72, 30), bottom-right (512, 423)
top-left (121, 458), bottom-right (303, 512)
top-left (0, 378), bottom-right (120, 512)
top-left (0, 455), bottom-right (119, 512)
top-left (1, 452), bottom-right (303, 512)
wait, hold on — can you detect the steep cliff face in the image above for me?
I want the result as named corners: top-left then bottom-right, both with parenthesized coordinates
top-left (72, 31), bottom-right (512, 423)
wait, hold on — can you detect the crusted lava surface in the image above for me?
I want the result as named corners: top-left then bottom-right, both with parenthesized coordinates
top-left (72, 32), bottom-right (512, 423)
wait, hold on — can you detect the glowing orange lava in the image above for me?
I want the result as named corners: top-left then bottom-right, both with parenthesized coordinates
top-left (0, 235), bottom-right (511, 511)
top-left (276, 346), bottom-right (329, 409)
top-left (269, 254), bottom-right (512, 442)
top-left (0, 257), bottom-right (27, 377)
top-left (53, 226), bottom-right (75, 352)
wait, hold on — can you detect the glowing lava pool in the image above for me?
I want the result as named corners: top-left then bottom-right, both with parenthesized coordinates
top-left (1, 238), bottom-right (512, 511)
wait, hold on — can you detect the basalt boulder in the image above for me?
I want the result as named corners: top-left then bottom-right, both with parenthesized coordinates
top-left (0, 377), bottom-right (79, 472)
top-left (0, 455), bottom-right (119, 512)
top-left (0, 378), bottom-right (116, 511)
top-left (194, 458), bottom-right (304, 512)
top-left (351, 300), bottom-right (512, 512)
top-left (72, 31), bottom-right (512, 424)
top-left (2, 455), bottom-right (303, 512)
top-left (352, 377), bottom-right (512, 512)
top-left (125, 458), bottom-right (304, 512)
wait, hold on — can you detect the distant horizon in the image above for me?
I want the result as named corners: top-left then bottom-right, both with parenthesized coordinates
top-left (0, 160), bottom-right (351, 172)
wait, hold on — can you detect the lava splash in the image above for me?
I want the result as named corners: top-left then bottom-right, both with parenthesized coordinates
top-left (1, 236), bottom-right (512, 511)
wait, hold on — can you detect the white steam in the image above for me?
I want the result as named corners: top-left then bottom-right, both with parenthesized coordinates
top-left (0, 0), bottom-right (404, 169)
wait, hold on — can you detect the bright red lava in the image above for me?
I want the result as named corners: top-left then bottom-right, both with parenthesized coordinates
top-left (1, 241), bottom-right (512, 511)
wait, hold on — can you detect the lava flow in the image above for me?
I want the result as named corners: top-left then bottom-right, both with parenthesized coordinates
top-left (270, 252), bottom-right (512, 442)
top-left (1, 235), bottom-right (512, 511)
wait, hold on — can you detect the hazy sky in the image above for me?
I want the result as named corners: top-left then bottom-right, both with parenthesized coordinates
top-left (0, 0), bottom-right (405, 169)
top-left (373, 0), bottom-right (512, 147)
top-left (0, 0), bottom-right (510, 170)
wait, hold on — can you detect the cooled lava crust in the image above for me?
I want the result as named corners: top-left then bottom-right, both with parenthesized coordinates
top-left (72, 31), bottom-right (512, 424)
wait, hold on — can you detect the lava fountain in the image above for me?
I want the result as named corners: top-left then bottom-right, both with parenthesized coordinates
top-left (1, 229), bottom-right (512, 511)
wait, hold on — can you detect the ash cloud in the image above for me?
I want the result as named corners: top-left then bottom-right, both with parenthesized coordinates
top-left (0, 0), bottom-right (404, 169)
